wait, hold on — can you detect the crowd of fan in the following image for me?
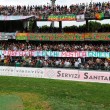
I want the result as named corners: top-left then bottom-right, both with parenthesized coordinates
top-left (0, 41), bottom-right (110, 52)
top-left (0, 1), bottom-right (110, 17)
top-left (0, 55), bottom-right (110, 71)
top-left (0, 41), bottom-right (110, 71)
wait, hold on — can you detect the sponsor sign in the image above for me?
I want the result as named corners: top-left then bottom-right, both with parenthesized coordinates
top-left (0, 66), bottom-right (44, 78)
top-left (14, 67), bottom-right (44, 78)
top-left (44, 68), bottom-right (110, 84)
top-left (0, 66), bottom-right (110, 84)
top-left (44, 68), bottom-right (80, 81)
top-left (0, 66), bottom-right (15, 76)
top-left (79, 70), bottom-right (110, 83)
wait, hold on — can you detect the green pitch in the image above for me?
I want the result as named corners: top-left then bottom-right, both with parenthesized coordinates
top-left (0, 76), bottom-right (110, 110)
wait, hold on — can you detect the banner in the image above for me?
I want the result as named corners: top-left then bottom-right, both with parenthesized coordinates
top-left (44, 69), bottom-right (79, 80)
top-left (0, 66), bottom-right (110, 84)
top-left (0, 33), bottom-right (16, 40)
top-left (87, 51), bottom-right (110, 58)
top-left (1, 50), bottom-right (35, 56)
top-left (0, 66), bottom-right (44, 78)
top-left (48, 14), bottom-right (76, 21)
top-left (79, 70), bottom-right (110, 83)
top-left (35, 51), bottom-right (87, 57)
top-left (0, 50), bottom-right (110, 58)
top-left (0, 50), bottom-right (87, 57)
top-left (16, 33), bottom-right (28, 40)
top-left (0, 15), bottom-right (34, 21)
top-left (95, 13), bottom-right (104, 20)
top-left (16, 33), bottom-right (84, 41)
top-left (61, 51), bottom-right (87, 57)
top-left (44, 68), bottom-right (110, 84)
top-left (76, 14), bottom-right (85, 22)
top-left (34, 51), bottom-right (61, 57)
top-left (16, 33), bottom-right (110, 41)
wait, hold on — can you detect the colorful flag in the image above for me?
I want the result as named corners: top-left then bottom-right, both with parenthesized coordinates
top-left (38, 16), bottom-right (45, 20)
top-left (95, 12), bottom-right (104, 20)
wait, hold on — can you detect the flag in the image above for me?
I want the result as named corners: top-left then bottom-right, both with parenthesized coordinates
top-left (76, 14), bottom-right (85, 22)
top-left (95, 12), bottom-right (104, 20)
top-left (38, 16), bottom-right (45, 20)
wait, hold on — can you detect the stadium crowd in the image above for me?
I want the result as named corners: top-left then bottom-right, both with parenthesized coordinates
top-left (0, 1), bottom-right (110, 17)
top-left (0, 41), bottom-right (110, 71)
top-left (0, 55), bottom-right (110, 71)
top-left (0, 41), bottom-right (110, 52)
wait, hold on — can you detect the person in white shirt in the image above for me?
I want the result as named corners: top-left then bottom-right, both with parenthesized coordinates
top-left (104, 60), bottom-right (109, 70)
top-left (74, 60), bottom-right (80, 69)
top-left (55, 60), bottom-right (60, 66)
top-left (78, 58), bottom-right (81, 64)
top-left (1, 54), bottom-right (5, 63)
top-left (64, 60), bottom-right (71, 68)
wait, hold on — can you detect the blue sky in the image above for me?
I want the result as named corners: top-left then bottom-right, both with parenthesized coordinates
top-left (0, 0), bottom-right (110, 27)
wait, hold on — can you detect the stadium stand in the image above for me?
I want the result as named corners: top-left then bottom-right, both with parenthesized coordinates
top-left (0, 41), bottom-right (110, 52)
top-left (0, 2), bottom-right (110, 17)
top-left (0, 1), bottom-right (110, 71)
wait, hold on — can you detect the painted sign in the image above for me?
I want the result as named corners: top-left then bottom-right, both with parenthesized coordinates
top-left (0, 50), bottom-right (110, 58)
top-left (16, 33), bottom-right (110, 41)
top-left (48, 14), bottom-right (76, 21)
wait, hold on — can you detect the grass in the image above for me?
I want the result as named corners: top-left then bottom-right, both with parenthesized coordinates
top-left (0, 76), bottom-right (110, 110)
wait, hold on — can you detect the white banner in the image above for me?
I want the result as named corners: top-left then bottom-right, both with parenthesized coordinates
top-left (76, 14), bottom-right (85, 22)
top-left (44, 68), bottom-right (110, 84)
top-left (0, 50), bottom-right (110, 58)
top-left (0, 66), bottom-right (44, 78)
top-left (44, 68), bottom-right (79, 81)
top-left (79, 70), bottom-right (110, 83)
top-left (0, 15), bottom-right (34, 21)
top-left (0, 66), bottom-right (110, 84)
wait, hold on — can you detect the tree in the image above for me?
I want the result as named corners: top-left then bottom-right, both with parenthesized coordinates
top-left (88, 21), bottom-right (101, 32)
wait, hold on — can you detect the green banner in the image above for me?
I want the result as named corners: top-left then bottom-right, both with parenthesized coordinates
top-left (16, 33), bottom-right (110, 41)
top-left (48, 14), bottom-right (76, 21)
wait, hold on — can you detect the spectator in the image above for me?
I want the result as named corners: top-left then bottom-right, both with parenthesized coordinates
top-left (74, 59), bottom-right (80, 69)
top-left (0, 1), bottom-right (109, 17)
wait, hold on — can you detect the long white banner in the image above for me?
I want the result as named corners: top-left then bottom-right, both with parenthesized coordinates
top-left (0, 50), bottom-right (110, 58)
top-left (0, 15), bottom-right (34, 21)
top-left (0, 66), bottom-right (110, 84)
